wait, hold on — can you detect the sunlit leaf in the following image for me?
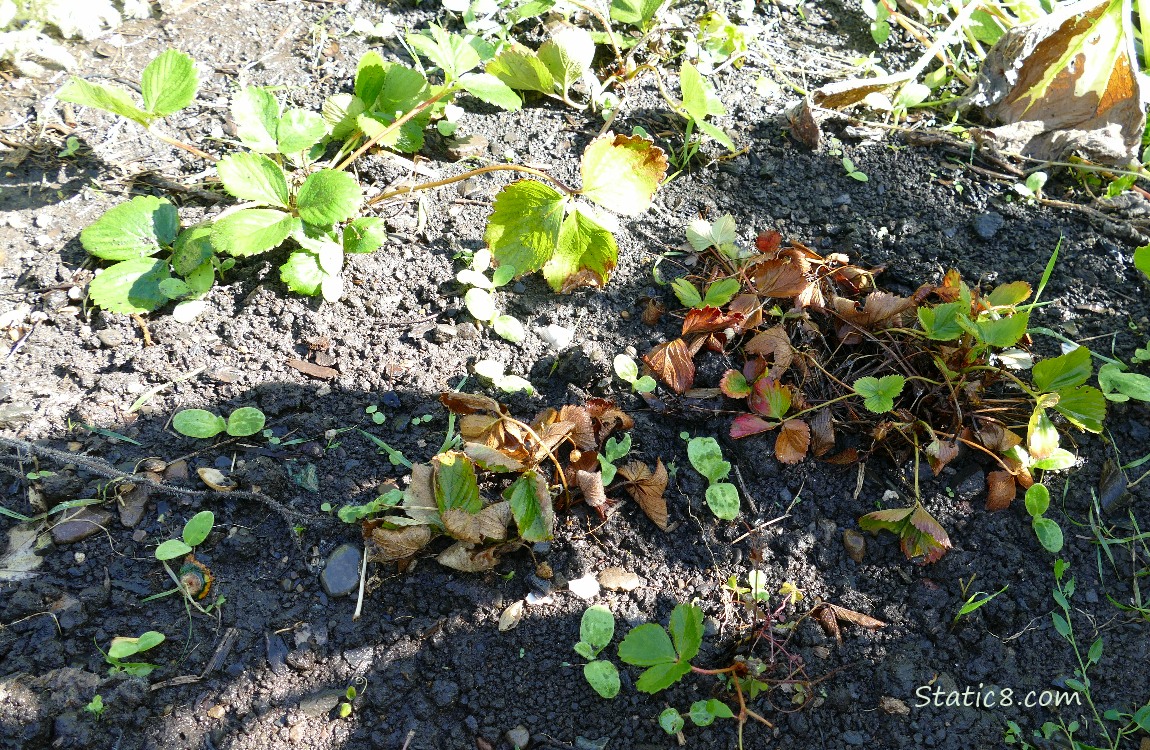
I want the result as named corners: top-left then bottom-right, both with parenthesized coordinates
top-left (579, 134), bottom-right (667, 216)
top-left (774, 419), bottom-right (809, 464)
top-left (141, 49), bottom-right (198, 117)
top-left (543, 204), bottom-right (618, 292)
top-left (81, 196), bottom-right (179, 260)
top-left (642, 339), bottom-right (695, 393)
top-left (485, 180), bottom-right (567, 276)
top-left (215, 152), bottom-right (289, 208)
top-left (211, 209), bottom-right (295, 257)
top-left (88, 258), bottom-right (171, 314)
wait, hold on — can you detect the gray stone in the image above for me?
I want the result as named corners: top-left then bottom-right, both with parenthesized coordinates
top-left (971, 212), bottom-right (1004, 240)
top-left (298, 688), bottom-right (343, 717)
top-left (431, 324), bottom-right (457, 343)
top-left (320, 544), bottom-right (362, 597)
top-left (843, 730), bottom-right (866, 746)
top-left (95, 329), bottom-right (126, 348)
top-left (51, 507), bottom-right (113, 545)
top-left (506, 725), bottom-right (530, 748)
top-left (446, 134), bottom-right (489, 161)
top-left (598, 567), bottom-right (641, 591)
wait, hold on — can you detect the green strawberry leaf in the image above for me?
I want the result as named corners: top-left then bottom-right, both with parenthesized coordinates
top-left (88, 257), bottom-right (171, 314)
top-left (1033, 345), bottom-right (1092, 392)
top-left (281, 250), bottom-right (323, 296)
top-left (230, 86), bottom-right (281, 153)
top-left (277, 108), bottom-right (327, 153)
top-left (680, 61), bottom-right (726, 122)
top-left (542, 204), bottom-right (618, 292)
top-left (853, 374), bottom-right (906, 413)
top-left (406, 24), bottom-right (481, 80)
top-left (1052, 385), bottom-right (1106, 433)
top-left (170, 224), bottom-right (214, 275)
top-left (672, 278), bottom-right (703, 308)
top-left (485, 180), bottom-right (568, 276)
top-left (918, 301), bottom-right (965, 341)
top-left (618, 623), bottom-right (677, 666)
top-left (669, 603), bottom-right (704, 662)
top-left (703, 278), bottom-right (740, 307)
top-left (80, 196), bottom-right (179, 260)
top-left (296, 169), bottom-right (362, 226)
top-left (503, 470), bottom-right (554, 542)
top-left (458, 73), bottom-right (523, 111)
top-left (975, 312), bottom-right (1030, 348)
top-left (141, 49), bottom-right (198, 116)
top-left (343, 217), bottom-right (388, 254)
top-left (635, 660), bottom-right (692, 694)
top-left (58, 77), bottom-right (150, 127)
top-left (322, 94), bottom-right (367, 140)
top-left (580, 134), bottom-right (667, 216)
top-left (486, 44), bottom-right (556, 93)
top-left (610, 0), bottom-right (666, 27)
top-left (215, 152), bottom-right (289, 207)
top-left (433, 451), bottom-right (482, 515)
top-left (538, 27), bottom-right (595, 95)
top-left (210, 209), bottom-right (295, 257)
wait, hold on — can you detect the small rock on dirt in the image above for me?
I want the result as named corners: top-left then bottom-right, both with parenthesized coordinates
top-left (118, 473), bottom-right (159, 528)
top-left (51, 507), bottom-right (112, 545)
top-left (447, 134), bottom-right (489, 160)
top-left (971, 212), bottom-right (1004, 240)
top-left (506, 725), bottom-right (530, 749)
top-left (298, 688), bottom-right (343, 717)
top-left (842, 529), bottom-right (866, 563)
top-left (320, 544), bottom-right (362, 597)
top-left (95, 329), bottom-right (125, 348)
top-left (598, 567), bottom-right (641, 591)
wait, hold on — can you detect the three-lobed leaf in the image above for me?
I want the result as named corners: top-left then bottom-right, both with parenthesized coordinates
top-left (853, 374), bottom-right (905, 413)
top-left (215, 152), bottom-right (289, 208)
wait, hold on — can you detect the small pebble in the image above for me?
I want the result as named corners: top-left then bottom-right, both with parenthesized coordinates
top-left (842, 529), bottom-right (866, 563)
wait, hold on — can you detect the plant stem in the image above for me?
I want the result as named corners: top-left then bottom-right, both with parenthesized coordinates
top-left (367, 164), bottom-right (579, 205)
top-left (335, 87), bottom-right (453, 172)
top-left (785, 392), bottom-right (856, 422)
top-left (152, 131), bottom-right (217, 162)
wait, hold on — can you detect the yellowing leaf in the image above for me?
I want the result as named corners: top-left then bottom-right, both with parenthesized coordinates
top-left (579, 134), bottom-right (667, 216)
top-left (485, 43), bottom-right (556, 93)
top-left (542, 205), bottom-right (618, 292)
top-left (484, 180), bottom-right (567, 276)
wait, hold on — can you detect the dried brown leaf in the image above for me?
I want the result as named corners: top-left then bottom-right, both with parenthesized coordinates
top-left (558, 405), bottom-right (596, 451)
top-left (809, 409), bottom-right (835, 457)
top-left (642, 339), bottom-right (695, 394)
top-left (682, 307), bottom-right (744, 337)
top-left (436, 542), bottom-right (504, 572)
top-left (575, 469), bottom-right (609, 519)
top-left (747, 253), bottom-right (811, 299)
top-left (744, 325), bottom-right (793, 376)
top-left (287, 358), bottom-right (338, 379)
top-left (617, 459), bottom-right (669, 531)
top-left (986, 470), bottom-right (1017, 511)
top-left (775, 419), bottom-right (810, 464)
top-left (440, 392), bottom-right (504, 415)
top-left (369, 524), bottom-right (432, 562)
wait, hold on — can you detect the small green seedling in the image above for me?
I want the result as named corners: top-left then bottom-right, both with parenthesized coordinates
top-left (366, 404), bottom-right (386, 424)
top-left (618, 603), bottom-right (704, 693)
top-left (723, 570), bottom-right (770, 604)
top-left (1013, 171), bottom-right (1047, 200)
top-left (84, 694), bottom-right (105, 720)
top-left (672, 62), bottom-right (736, 169)
top-left (473, 360), bottom-right (534, 394)
top-left (842, 156), bottom-right (869, 182)
top-left (358, 430), bottom-right (413, 468)
top-left (337, 678), bottom-right (366, 718)
top-left (104, 631), bottom-right (165, 677)
top-left (25, 469), bottom-right (55, 481)
top-left (457, 248), bottom-right (523, 343)
top-left (659, 707), bottom-right (685, 735)
top-left (598, 433), bottom-right (632, 484)
top-left (1097, 362), bottom-right (1150, 403)
top-left (686, 437), bottom-right (739, 520)
top-left (613, 354), bottom-right (656, 393)
top-left (689, 698), bottom-right (735, 726)
top-left (58, 136), bottom-right (81, 158)
top-left (1025, 484), bottom-right (1064, 554)
top-left (172, 407), bottom-right (266, 439)
top-left (671, 277), bottom-right (741, 309)
top-left (953, 584), bottom-right (1008, 624)
top-left (685, 214), bottom-right (743, 260)
top-left (155, 510), bottom-right (214, 561)
top-left (576, 605), bottom-right (620, 699)
top-left (337, 487), bottom-right (404, 523)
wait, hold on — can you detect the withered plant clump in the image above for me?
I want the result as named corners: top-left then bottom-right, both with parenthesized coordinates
top-left (641, 229), bottom-right (1105, 561)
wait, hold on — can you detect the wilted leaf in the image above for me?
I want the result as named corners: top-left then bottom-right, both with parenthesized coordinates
top-left (498, 599), bottom-right (525, 631)
top-left (403, 464), bottom-right (441, 526)
top-left (986, 470), bottom-right (1017, 511)
top-left (924, 436), bottom-right (961, 475)
top-left (748, 378), bottom-right (792, 420)
top-left (909, 504), bottom-right (952, 563)
top-left (775, 419), bottom-right (810, 464)
top-left (433, 452), bottom-right (482, 515)
top-left (744, 325), bottom-right (793, 375)
top-left (963, 0), bottom-right (1146, 165)
top-left (833, 291), bottom-right (916, 342)
top-left (558, 405), bottom-right (596, 451)
top-left (579, 134), bottom-right (668, 216)
top-left (437, 541), bottom-right (504, 572)
top-left (682, 306), bottom-right (743, 336)
top-left (643, 339), bottom-right (695, 394)
top-left (463, 442), bottom-right (525, 472)
top-left (441, 391), bottom-right (504, 415)
top-left (575, 469), bottom-right (609, 518)
top-left (369, 524), bottom-right (432, 561)
top-left (976, 421), bottom-right (1023, 453)
top-left (585, 398), bottom-right (635, 442)
top-left (617, 460), bottom-right (669, 530)
top-left (730, 414), bottom-right (775, 439)
top-left (747, 252), bottom-right (811, 299)
top-left (809, 409), bottom-right (835, 457)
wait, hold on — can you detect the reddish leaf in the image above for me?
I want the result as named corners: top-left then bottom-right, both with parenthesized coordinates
top-left (908, 504), bottom-right (952, 563)
top-left (775, 419), bottom-right (810, 464)
top-left (617, 459), bottom-right (669, 531)
top-left (832, 291), bottom-right (916, 343)
top-left (727, 294), bottom-right (763, 332)
top-left (743, 356), bottom-right (769, 383)
top-left (748, 377), bottom-right (791, 419)
top-left (934, 269), bottom-right (964, 302)
top-left (747, 251), bottom-right (812, 299)
top-left (682, 306), bottom-right (744, 336)
top-left (567, 448), bottom-right (601, 475)
top-left (642, 339), bottom-right (695, 394)
top-left (825, 602), bottom-right (887, 630)
top-left (985, 470), bottom-right (1016, 511)
top-left (730, 414), bottom-right (775, 439)
top-left (720, 370), bottom-right (752, 398)
top-left (755, 229), bottom-right (782, 254)
top-left (641, 297), bottom-right (665, 326)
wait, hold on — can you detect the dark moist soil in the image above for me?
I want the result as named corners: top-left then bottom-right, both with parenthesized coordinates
top-left (2, 1), bottom-right (1150, 749)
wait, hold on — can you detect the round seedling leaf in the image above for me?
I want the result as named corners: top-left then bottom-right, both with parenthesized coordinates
top-left (226, 407), bottom-right (266, 437)
top-left (659, 707), bottom-right (684, 735)
top-left (580, 604), bottom-right (615, 653)
top-left (1033, 517), bottom-right (1064, 553)
top-left (464, 288), bottom-right (496, 322)
top-left (155, 539), bottom-right (193, 561)
top-left (583, 660), bottom-right (620, 699)
top-left (614, 354), bottom-right (639, 382)
top-left (706, 482), bottom-right (740, 520)
top-left (492, 314), bottom-right (525, 343)
top-left (182, 510), bottom-right (215, 547)
top-left (172, 409), bottom-right (227, 439)
top-left (1024, 483), bottom-right (1050, 518)
top-left (296, 169), bottom-right (362, 226)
